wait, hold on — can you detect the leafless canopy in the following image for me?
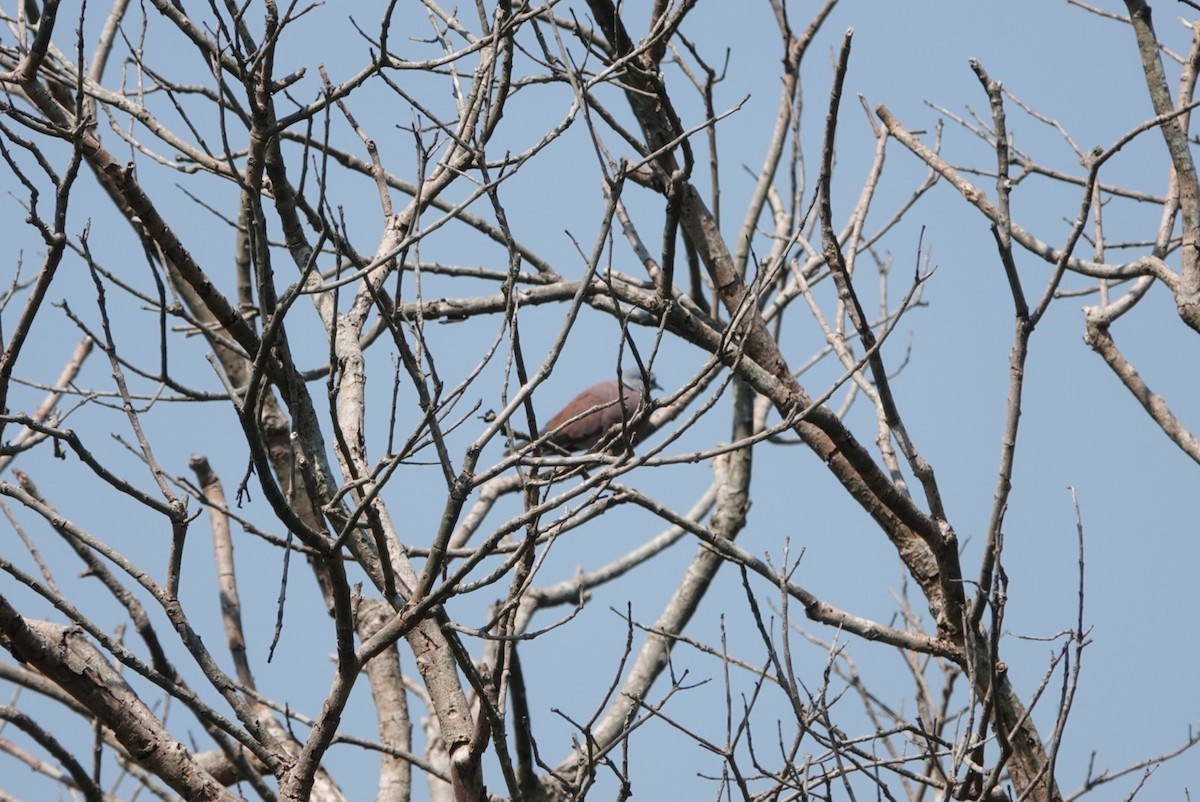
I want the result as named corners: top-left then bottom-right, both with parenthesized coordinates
top-left (1, 1), bottom-right (1197, 801)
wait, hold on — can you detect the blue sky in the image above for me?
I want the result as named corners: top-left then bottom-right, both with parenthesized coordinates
top-left (2, 1), bottom-right (1198, 800)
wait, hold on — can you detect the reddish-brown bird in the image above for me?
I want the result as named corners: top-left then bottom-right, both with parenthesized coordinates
top-left (540, 368), bottom-right (660, 453)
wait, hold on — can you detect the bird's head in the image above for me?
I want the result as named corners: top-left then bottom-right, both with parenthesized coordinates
top-left (620, 366), bottom-right (660, 396)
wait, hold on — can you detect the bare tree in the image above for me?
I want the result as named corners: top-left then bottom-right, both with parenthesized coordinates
top-left (1, 1), bottom-right (1196, 801)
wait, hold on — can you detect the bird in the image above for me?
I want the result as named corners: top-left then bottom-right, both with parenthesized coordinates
top-left (538, 367), bottom-right (660, 454)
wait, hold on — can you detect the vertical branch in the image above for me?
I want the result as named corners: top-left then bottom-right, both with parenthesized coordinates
top-left (357, 599), bottom-right (414, 802)
top-left (971, 60), bottom-right (1027, 631)
top-left (1124, 0), bottom-right (1200, 330)
top-left (818, 30), bottom-right (961, 631)
top-left (1044, 488), bottom-right (1090, 783)
top-left (189, 457), bottom-right (253, 691)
